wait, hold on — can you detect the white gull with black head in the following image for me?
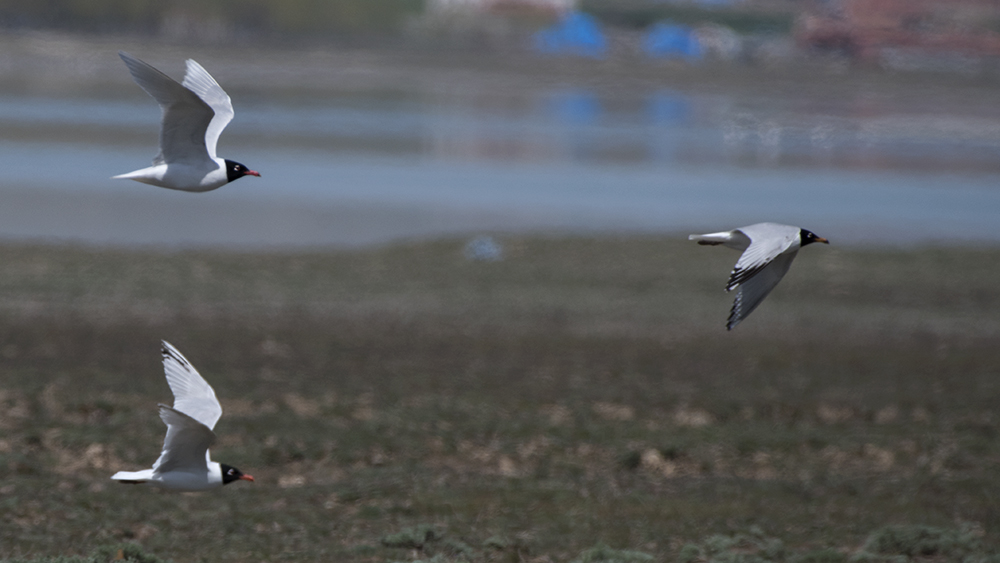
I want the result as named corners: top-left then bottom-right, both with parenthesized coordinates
top-left (113, 52), bottom-right (260, 192)
top-left (111, 341), bottom-right (254, 491)
top-left (689, 222), bottom-right (829, 330)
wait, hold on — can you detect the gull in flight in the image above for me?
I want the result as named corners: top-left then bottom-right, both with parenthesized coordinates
top-left (690, 222), bottom-right (829, 330)
top-left (114, 52), bottom-right (259, 192)
top-left (111, 341), bottom-right (254, 491)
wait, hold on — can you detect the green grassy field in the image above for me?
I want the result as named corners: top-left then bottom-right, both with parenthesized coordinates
top-left (2, 236), bottom-right (1000, 562)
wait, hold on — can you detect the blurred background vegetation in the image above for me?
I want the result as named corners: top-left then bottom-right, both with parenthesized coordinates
top-left (0, 0), bottom-right (425, 39)
top-left (579, 0), bottom-right (794, 34)
top-left (0, 0), bottom-right (798, 43)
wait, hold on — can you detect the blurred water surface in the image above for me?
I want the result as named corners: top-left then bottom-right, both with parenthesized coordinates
top-left (2, 61), bottom-right (999, 248)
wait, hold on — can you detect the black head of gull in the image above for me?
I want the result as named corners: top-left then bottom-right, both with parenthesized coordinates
top-left (225, 160), bottom-right (261, 183)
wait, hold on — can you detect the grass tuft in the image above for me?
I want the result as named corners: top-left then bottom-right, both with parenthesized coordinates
top-left (791, 549), bottom-right (847, 563)
top-left (381, 525), bottom-right (442, 550)
top-left (572, 544), bottom-right (654, 563)
top-left (860, 524), bottom-right (983, 558)
top-left (3, 544), bottom-right (167, 563)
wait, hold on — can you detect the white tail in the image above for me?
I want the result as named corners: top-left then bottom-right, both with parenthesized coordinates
top-left (111, 469), bottom-right (155, 484)
top-left (689, 230), bottom-right (750, 251)
top-left (688, 232), bottom-right (730, 246)
top-left (112, 166), bottom-right (158, 181)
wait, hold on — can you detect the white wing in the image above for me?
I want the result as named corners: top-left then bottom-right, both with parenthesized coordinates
top-left (725, 223), bottom-right (800, 292)
top-left (118, 52), bottom-right (215, 166)
top-left (161, 341), bottom-right (223, 430)
top-left (151, 405), bottom-right (216, 474)
top-left (181, 59), bottom-right (234, 160)
top-left (727, 249), bottom-right (798, 330)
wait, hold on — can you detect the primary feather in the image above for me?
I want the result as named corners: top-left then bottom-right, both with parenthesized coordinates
top-left (180, 58), bottom-right (235, 161)
top-left (161, 341), bottom-right (222, 430)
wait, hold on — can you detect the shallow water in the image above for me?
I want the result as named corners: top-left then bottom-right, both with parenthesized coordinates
top-left (2, 72), bottom-right (999, 248)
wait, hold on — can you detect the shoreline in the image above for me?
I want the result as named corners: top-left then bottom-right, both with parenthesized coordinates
top-left (4, 28), bottom-right (1000, 99)
top-left (3, 31), bottom-right (999, 250)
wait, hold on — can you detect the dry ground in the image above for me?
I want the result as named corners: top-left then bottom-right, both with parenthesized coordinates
top-left (1, 236), bottom-right (1000, 562)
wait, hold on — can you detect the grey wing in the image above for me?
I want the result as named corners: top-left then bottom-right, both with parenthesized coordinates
top-left (161, 341), bottom-right (223, 430)
top-left (727, 249), bottom-right (798, 330)
top-left (152, 405), bottom-right (216, 474)
top-left (725, 224), bottom-right (798, 291)
top-left (181, 59), bottom-right (234, 161)
top-left (118, 52), bottom-right (215, 166)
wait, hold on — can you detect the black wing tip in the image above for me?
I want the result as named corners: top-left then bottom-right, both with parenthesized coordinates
top-left (727, 263), bottom-right (767, 291)
top-left (726, 290), bottom-right (743, 330)
top-left (160, 341), bottom-right (190, 368)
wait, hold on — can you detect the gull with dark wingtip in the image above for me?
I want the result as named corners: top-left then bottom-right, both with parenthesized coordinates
top-left (689, 222), bottom-right (829, 330)
top-left (111, 341), bottom-right (254, 491)
top-left (113, 52), bottom-right (259, 192)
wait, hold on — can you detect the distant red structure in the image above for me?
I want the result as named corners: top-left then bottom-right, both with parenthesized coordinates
top-left (796, 0), bottom-right (1000, 60)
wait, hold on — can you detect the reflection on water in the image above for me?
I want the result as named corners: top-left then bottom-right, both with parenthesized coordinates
top-left (543, 89), bottom-right (603, 125)
top-left (4, 86), bottom-right (1000, 171)
top-left (1, 82), bottom-right (999, 248)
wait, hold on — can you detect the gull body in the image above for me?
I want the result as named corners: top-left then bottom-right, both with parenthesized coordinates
top-left (111, 341), bottom-right (253, 492)
top-left (114, 52), bottom-right (259, 192)
top-left (689, 222), bottom-right (829, 330)
top-left (113, 161), bottom-right (231, 192)
top-left (111, 463), bottom-right (225, 491)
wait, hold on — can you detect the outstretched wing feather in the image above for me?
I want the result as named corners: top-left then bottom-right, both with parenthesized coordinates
top-left (181, 59), bottom-right (234, 160)
top-left (151, 405), bottom-right (216, 474)
top-left (161, 341), bottom-right (223, 430)
top-left (727, 250), bottom-right (798, 330)
top-left (725, 225), bottom-right (798, 291)
top-left (118, 52), bottom-right (215, 166)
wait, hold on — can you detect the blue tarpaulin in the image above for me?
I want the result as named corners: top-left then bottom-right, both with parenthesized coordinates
top-left (544, 89), bottom-right (602, 124)
top-left (643, 22), bottom-right (703, 60)
top-left (534, 11), bottom-right (607, 58)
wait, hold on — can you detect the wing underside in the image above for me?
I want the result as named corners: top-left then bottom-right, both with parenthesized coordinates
top-left (725, 226), bottom-right (797, 292)
top-left (181, 59), bottom-right (234, 160)
top-left (727, 249), bottom-right (798, 330)
top-left (118, 52), bottom-right (216, 166)
top-left (152, 404), bottom-right (216, 475)
top-left (161, 341), bottom-right (223, 430)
